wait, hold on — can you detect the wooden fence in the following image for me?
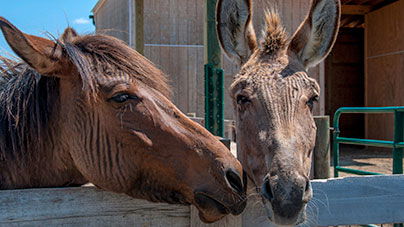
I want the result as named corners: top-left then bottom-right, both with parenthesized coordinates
top-left (1, 175), bottom-right (404, 226)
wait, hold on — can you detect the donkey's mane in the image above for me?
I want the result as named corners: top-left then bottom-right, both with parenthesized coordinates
top-left (0, 33), bottom-right (171, 162)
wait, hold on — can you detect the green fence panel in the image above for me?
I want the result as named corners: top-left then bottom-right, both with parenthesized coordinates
top-left (333, 106), bottom-right (404, 177)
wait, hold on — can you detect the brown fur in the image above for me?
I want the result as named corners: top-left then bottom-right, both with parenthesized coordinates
top-left (0, 17), bottom-right (247, 223)
top-left (217, 0), bottom-right (340, 225)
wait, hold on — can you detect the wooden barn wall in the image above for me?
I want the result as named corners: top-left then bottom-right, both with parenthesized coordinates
top-left (93, 0), bottom-right (130, 44)
top-left (95, 0), bottom-right (320, 119)
top-left (365, 0), bottom-right (404, 140)
top-left (143, 0), bottom-right (206, 117)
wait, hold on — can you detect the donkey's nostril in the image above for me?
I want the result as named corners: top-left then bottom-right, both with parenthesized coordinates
top-left (303, 180), bottom-right (312, 203)
top-left (305, 180), bottom-right (310, 192)
top-left (262, 178), bottom-right (273, 201)
top-left (225, 169), bottom-right (244, 194)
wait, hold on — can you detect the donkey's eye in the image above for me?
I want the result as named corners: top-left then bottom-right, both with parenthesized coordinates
top-left (236, 95), bottom-right (251, 105)
top-left (109, 93), bottom-right (138, 103)
top-left (306, 95), bottom-right (319, 111)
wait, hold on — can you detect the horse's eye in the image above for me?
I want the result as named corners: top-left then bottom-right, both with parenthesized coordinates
top-left (306, 95), bottom-right (319, 111)
top-left (236, 95), bottom-right (251, 105)
top-left (110, 93), bottom-right (137, 103)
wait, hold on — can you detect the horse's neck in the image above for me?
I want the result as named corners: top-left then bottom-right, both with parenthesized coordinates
top-left (0, 122), bottom-right (87, 190)
top-left (0, 74), bottom-right (88, 189)
top-left (0, 148), bottom-right (87, 190)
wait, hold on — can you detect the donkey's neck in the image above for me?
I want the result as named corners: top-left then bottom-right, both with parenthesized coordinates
top-left (0, 71), bottom-right (87, 189)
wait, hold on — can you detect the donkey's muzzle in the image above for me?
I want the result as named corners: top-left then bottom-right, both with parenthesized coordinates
top-left (261, 174), bottom-right (312, 224)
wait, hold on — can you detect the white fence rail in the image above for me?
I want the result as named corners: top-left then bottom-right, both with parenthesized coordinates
top-left (1, 175), bottom-right (404, 226)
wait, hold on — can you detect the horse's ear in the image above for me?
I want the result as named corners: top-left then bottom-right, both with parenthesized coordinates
top-left (288, 0), bottom-right (341, 69)
top-left (0, 17), bottom-right (69, 76)
top-left (61, 27), bottom-right (78, 43)
top-left (216, 0), bottom-right (257, 66)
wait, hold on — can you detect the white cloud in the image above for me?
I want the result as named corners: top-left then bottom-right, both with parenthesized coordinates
top-left (73, 18), bottom-right (91, 25)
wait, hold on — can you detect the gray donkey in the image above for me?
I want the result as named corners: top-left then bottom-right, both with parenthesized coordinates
top-left (216, 0), bottom-right (340, 225)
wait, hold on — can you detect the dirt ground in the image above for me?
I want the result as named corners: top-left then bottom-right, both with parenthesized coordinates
top-left (333, 145), bottom-right (397, 177)
top-left (231, 142), bottom-right (397, 176)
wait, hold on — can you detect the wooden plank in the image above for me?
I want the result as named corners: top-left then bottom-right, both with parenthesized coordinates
top-left (195, 0), bottom-right (204, 45)
top-left (169, 46), bottom-right (180, 107)
top-left (195, 47), bottom-right (205, 118)
top-left (0, 187), bottom-right (190, 227)
top-left (313, 116), bottom-right (330, 179)
top-left (144, 0), bottom-right (156, 44)
top-left (313, 175), bottom-right (404, 225)
top-left (169, 0), bottom-right (178, 44)
top-left (178, 47), bottom-right (189, 112)
top-left (159, 0), bottom-right (170, 44)
top-left (242, 175), bottom-right (404, 226)
top-left (134, 0), bottom-right (144, 54)
top-left (190, 206), bottom-right (241, 227)
top-left (187, 47), bottom-right (198, 115)
top-left (342, 5), bottom-right (372, 15)
top-left (159, 45), bottom-right (171, 90)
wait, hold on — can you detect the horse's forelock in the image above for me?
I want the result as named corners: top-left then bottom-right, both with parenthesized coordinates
top-left (63, 34), bottom-right (172, 99)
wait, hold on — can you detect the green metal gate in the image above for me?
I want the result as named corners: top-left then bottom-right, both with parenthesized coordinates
top-left (333, 106), bottom-right (404, 177)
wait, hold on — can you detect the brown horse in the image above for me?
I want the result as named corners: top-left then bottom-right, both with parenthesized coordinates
top-left (0, 18), bottom-right (247, 223)
top-left (217, 0), bottom-right (340, 225)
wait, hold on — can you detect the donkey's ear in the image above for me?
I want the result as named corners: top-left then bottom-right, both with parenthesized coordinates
top-left (288, 0), bottom-right (341, 69)
top-left (0, 17), bottom-right (69, 76)
top-left (216, 0), bottom-right (257, 66)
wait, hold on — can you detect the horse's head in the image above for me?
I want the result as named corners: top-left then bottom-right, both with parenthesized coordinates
top-left (217, 0), bottom-right (340, 225)
top-left (0, 18), bottom-right (247, 223)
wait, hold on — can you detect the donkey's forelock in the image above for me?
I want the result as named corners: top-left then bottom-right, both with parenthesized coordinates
top-left (259, 9), bottom-right (288, 58)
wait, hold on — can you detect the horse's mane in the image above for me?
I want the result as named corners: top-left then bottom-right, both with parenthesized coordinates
top-left (0, 57), bottom-right (59, 162)
top-left (0, 33), bottom-right (171, 162)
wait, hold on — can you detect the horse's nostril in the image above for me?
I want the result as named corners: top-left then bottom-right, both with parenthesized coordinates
top-left (262, 178), bottom-right (273, 201)
top-left (225, 169), bottom-right (244, 194)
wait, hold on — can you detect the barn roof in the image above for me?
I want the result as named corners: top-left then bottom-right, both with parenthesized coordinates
top-left (341, 0), bottom-right (398, 27)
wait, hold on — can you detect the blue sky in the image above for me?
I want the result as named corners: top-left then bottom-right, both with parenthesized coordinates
top-left (0, 0), bottom-right (98, 55)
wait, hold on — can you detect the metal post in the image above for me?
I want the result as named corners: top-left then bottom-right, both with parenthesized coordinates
top-left (393, 111), bottom-right (404, 227)
top-left (393, 111), bottom-right (404, 174)
top-left (333, 111), bottom-right (341, 177)
top-left (204, 0), bottom-right (224, 137)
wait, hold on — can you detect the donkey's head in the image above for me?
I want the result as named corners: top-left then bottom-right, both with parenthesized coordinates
top-left (0, 18), bottom-right (247, 223)
top-left (217, 0), bottom-right (340, 225)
